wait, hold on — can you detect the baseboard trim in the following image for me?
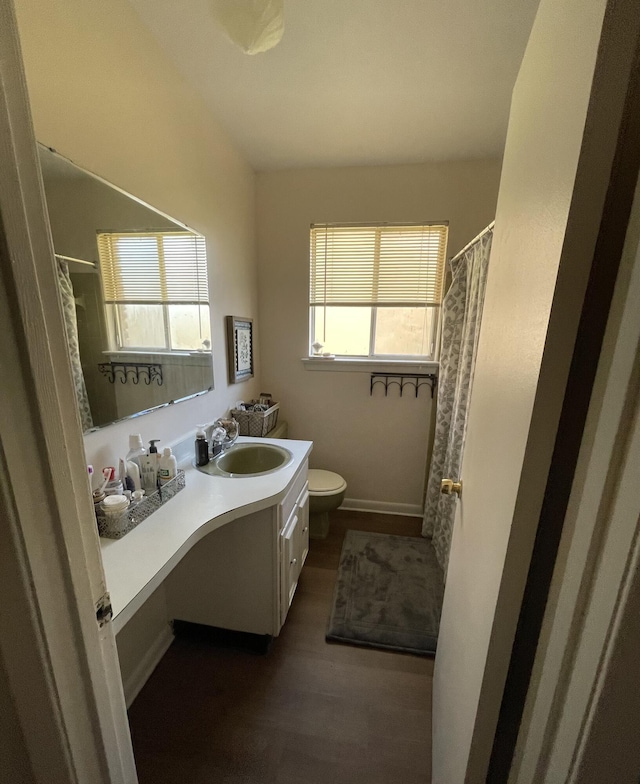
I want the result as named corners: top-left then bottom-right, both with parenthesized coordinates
top-left (340, 498), bottom-right (423, 518)
top-left (122, 625), bottom-right (174, 708)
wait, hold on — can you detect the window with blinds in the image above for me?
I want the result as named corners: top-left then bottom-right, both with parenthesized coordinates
top-left (98, 231), bottom-right (208, 305)
top-left (97, 230), bottom-right (211, 353)
top-left (309, 222), bottom-right (448, 359)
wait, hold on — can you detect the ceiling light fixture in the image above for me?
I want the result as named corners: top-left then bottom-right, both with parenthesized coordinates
top-left (210, 0), bottom-right (284, 55)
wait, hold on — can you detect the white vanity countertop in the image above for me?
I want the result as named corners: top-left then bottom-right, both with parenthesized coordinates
top-left (100, 437), bottom-right (313, 632)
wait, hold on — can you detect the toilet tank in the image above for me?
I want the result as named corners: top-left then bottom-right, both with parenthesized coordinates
top-left (265, 420), bottom-right (288, 438)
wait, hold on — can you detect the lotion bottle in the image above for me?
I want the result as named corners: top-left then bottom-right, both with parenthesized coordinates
top-left (140, 439), bottom-right (160, 493)
top-left (158, 447), bottom-right (177, 484)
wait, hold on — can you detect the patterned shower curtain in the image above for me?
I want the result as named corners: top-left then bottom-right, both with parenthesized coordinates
top-left (422, 228), bottom-right (493, 574)
top-left (56, 260), bottom-right (94, 431)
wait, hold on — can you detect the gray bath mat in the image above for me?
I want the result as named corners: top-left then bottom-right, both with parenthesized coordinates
top-left (326, 530), bottom-right (444, 656)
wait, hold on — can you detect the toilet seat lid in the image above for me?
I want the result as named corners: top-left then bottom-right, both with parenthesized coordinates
top-left (308, 469), bottom-right (347, 495)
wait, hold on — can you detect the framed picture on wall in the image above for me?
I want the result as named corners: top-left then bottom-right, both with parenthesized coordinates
top-left (226, 316), bottom-right (254, 384)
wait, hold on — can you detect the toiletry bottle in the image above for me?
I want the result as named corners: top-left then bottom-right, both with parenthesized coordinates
top-left (127, 434), bottom-right (145, 461)
top-left (101, 494), bottom-right (129, 518)
top-left (103, 466), bottom-right (124, 497)
top-left (100, 495), bottom-right (130, 537)
top-left (140, 440), bottom-right (160, 493)
top-left (92, 489), bottom-right (106, 520)
top-left (126, 459), bottom-right (141, 491)
top-left (195, 428), bottom-right (209, 466)
top-left (125, 434), bottom-right (145, 491)
top-left (119, 458), bottom-right (133, 492)
top-left (158, 447), bottom-right (177, 484)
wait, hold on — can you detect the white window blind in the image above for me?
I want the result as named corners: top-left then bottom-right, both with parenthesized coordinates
top-left (97, 231), bottom-right (208, 305)
top-left (310, 223), bottom-right (448, 308)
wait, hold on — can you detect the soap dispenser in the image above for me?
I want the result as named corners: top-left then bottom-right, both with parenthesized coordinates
top-left (195, 428), bottom-right (209, 466)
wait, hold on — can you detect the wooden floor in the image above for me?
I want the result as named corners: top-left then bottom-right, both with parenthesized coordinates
top-left (128, 510), bottom-right (433, 783)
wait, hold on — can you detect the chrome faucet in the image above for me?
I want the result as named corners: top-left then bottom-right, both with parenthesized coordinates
top-left (209, 418), bottom-right (239, 457)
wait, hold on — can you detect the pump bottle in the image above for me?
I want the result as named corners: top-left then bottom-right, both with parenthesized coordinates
top-left (195, 428), bottom-right (209, 466)
top-left (140, 439), bottom-right (161, 493)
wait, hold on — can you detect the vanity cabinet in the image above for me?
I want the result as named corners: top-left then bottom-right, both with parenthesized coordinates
top-left (164, 460), bottom-right (309, 638)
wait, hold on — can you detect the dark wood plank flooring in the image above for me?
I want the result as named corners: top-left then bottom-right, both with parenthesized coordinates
top-left (128, 510), bottom-right (433, 783)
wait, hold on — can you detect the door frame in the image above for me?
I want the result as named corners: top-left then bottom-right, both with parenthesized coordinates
top-left (508, 168), bottom-right (640, 783)
top-left (0, 1), bottom-right (136, 781)
top-left (488, 2), bottom-right (640, 778)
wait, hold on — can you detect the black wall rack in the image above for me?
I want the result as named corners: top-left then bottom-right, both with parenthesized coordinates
top-left (98, 362), bottom-right (163, 386)
top-left (370, 373), bottom-right (437, 398)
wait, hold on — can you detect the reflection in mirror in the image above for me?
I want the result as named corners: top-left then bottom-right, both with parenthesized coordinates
top-left (38, 145), bottom-right (213, 432)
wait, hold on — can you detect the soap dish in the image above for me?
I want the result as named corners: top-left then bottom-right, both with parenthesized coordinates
top-left (97, 470), bottom-right (186, 539)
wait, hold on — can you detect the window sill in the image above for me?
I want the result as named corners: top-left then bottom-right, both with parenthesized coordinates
top-left (301, 357), bottom-right (438, 374)
top-left (104, 350), bottom-right (211, 359)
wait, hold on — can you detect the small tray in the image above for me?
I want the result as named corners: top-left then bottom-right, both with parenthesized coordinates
top-left (97, 470), bottom-right (186, 539)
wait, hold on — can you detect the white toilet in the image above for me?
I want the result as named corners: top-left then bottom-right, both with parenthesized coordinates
top-left (308, 469), bottom-right (347, 539)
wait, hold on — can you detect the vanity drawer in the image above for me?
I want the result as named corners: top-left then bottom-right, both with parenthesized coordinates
top-left (279, 459), bottom-right (308, 529)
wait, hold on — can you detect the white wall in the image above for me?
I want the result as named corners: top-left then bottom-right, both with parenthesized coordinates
top-left (257, 161), bottom-right (501, 510)
top-left (431, 0), bottom-right (626, 780)
top-left (15, 0), bottom-right (261, 471)
top-left (14, 0), bottom-right (261, 704)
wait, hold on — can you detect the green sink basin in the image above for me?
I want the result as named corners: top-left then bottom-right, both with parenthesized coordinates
top-left (196, 443), bottom-right (293, 478)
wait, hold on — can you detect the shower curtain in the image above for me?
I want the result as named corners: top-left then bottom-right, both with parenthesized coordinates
top-left (422, 227), bottom-right (493, 573)
top-left (56, 260), bottom-right (94, 431)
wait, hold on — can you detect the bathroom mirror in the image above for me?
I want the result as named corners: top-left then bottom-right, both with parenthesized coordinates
top-left (38, 144), bottom-right (213, 432)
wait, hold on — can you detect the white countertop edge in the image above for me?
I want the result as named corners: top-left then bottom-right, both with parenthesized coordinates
top-left (100, 437), bottom-right (313, 633)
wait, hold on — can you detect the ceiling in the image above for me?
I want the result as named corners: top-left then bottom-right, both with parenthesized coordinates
top-left (129, 0), bottom-right (540, 171)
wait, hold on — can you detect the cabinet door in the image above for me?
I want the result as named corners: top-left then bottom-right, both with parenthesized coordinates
top-left (296, 488), bottom-right (310, 571)
top-left (280, 512), bottom-right (299, 626)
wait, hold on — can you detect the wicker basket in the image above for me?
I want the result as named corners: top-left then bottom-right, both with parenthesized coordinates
top-left (231, 402), bottom-right (280, 437)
